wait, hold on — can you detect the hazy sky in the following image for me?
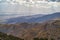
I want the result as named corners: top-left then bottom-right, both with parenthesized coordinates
top-left (0, 0), bottom-right (60, 22)
top-left (0, 0), bottom-right (60, 16)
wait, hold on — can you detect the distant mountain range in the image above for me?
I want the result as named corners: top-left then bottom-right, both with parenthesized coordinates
top-left (4, 12), bottom-right (60, 24)
top-left (3, 14), bottom-right (45, 24)
top-left (0, 12), bottom-right (60, 40)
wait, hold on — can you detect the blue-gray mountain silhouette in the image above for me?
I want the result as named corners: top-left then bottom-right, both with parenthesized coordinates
top-left (5, 12), bottom-right (60, 24)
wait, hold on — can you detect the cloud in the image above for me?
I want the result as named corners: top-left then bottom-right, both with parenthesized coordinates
top-left (0, 1), bottom-right (60, 23)
top-left (0, 2), bottom-right (60, 16)
top-left (0, 0), bottom-right (60, 23)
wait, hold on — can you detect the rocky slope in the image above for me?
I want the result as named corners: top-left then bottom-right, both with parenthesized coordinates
top-left (0, 20), bottom-right (60, 40)
top-left (0, 32), bottom-right (24, 40)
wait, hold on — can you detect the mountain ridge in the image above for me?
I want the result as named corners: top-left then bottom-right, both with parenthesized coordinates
top-left (4, 12), bottom-right (60, 24)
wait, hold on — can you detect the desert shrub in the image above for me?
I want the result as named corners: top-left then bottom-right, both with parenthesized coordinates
top-left (34, 38), bottom-right (39, 40)
top-left (40, 38), bottom-right (48, 40)
top-left (0, 32), bottom-right (24, 40)
top-left (51, 38), bottom-right (55, 40)
top-left (40, 38), bottom-right (44, 40)
top-left (34, 38), bottom-right (48, 40)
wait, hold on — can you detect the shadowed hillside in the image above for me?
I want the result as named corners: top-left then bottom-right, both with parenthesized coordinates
top-left (0, 20), bottom-right (60, 40)
top-left (0, 32), bottom-right (24, 40)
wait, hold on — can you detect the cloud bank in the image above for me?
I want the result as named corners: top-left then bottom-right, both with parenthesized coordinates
top-left (0, 0), bottom-right (60, 22)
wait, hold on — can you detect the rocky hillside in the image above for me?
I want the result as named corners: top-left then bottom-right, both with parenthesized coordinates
top-left (0, 32), bottom-right (24, 40)
top-left (0, 20), bottom-right (60, 40)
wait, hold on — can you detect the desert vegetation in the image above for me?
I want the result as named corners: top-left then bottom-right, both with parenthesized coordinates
top-left (0, 20), bottom-right (60, 40)
top-left (0, 32), bottom-right (24, 40)
top-left (0, 32), bottom-right (55, 40)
